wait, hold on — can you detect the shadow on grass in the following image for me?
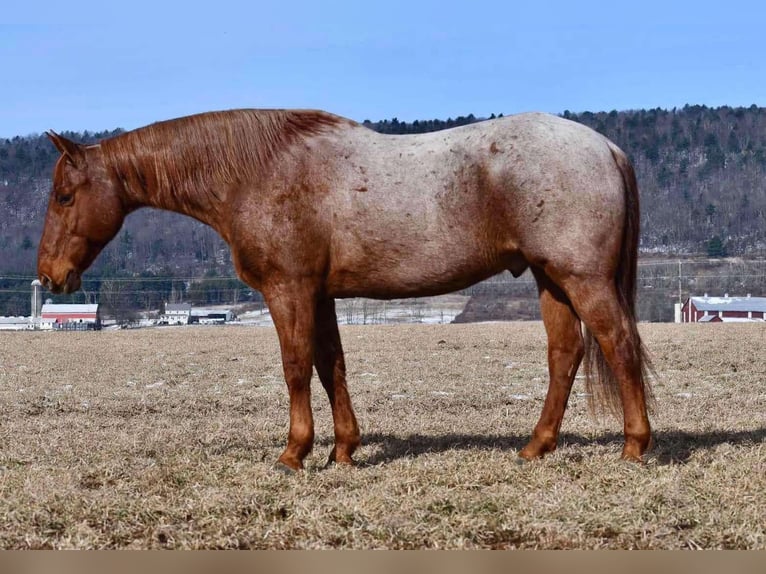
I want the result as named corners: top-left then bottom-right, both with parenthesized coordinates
top-left (352, 427), bottom-right (766, 466)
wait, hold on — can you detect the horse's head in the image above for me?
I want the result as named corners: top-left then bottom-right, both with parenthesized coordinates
top-left (38, 132), bottom-right (126, 294)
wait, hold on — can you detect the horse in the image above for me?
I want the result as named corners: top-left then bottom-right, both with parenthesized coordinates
top-left (38, 109), bottom-right (653, 472)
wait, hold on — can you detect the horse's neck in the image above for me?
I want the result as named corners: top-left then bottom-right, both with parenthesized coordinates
top-left (114, 163), bottom-right (230, 244)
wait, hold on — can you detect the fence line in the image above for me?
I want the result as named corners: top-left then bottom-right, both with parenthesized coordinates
top-left (2, 259), bottom-right (765, 324)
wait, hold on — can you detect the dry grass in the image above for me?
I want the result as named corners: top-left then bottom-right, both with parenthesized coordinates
top-left (0, 322), bottom-right (764, 549)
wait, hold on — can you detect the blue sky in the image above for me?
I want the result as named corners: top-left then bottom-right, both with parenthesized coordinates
top-left (1, 0), bottom-right (764, 137)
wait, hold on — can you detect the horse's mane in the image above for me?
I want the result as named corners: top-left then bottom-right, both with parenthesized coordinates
top-left (100, 109), bottom-right (343, 206)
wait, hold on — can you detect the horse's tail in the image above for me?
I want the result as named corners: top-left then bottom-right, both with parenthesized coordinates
top-left (583, 143), bottom-right (655, 417)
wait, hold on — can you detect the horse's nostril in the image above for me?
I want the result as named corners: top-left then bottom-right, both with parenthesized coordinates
top-left (40, 274), bottom-right (52, 289)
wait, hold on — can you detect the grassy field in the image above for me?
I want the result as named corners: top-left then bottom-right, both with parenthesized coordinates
top-left (0, 322), bottom-right (764, 549)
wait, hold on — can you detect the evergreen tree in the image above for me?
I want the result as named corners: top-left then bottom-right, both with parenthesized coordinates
top-left (706, 236), bottom-right (727, 257)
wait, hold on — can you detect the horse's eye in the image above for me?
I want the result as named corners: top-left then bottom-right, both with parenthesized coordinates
top-left (57, 193), bottom-right (73, 206)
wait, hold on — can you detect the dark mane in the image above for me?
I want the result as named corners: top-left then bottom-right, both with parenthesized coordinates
top-left (100, 109), bottom-right (343, 206)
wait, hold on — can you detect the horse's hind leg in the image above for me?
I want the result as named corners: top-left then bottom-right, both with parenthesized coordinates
top-left (314, 297), bottom-right (361, 466)
top-left (519, 267), bottom-right (584, 460)
top-left (560, 276), bottom-right (652, 461)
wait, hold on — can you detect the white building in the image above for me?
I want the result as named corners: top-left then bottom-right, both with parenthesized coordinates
top-left (163, 303), bottom-right (192, 325)
top-left (190, 308), bottom-right (236, 324)
top-left (0, 317), bottom-right (34, 331)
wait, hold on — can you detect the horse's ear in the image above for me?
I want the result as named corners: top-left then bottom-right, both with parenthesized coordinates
top-left (47, 131), bottom-right (86, 168)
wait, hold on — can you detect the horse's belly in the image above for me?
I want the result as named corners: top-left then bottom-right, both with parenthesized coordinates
top-left (325, 245), bottom-right (508, 300)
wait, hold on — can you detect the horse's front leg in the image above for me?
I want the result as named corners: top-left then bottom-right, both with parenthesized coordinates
top-left (265, 283), bottom-right (318, 472)
top-left (314, 297), bottom-right (360, 466)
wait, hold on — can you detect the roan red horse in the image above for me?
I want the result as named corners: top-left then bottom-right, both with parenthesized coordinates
top-left (38, 109), bottom-right (653, 471)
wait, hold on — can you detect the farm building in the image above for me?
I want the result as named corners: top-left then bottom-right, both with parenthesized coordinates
top-left (680, 294), bottom-right (766, 323)
top-left (0, 280), bottom-right (44, 330)
top-left (40, 303), bottom-right (101, 330)
top-left (190, 308), bottom-right (236, 324)
top-left (0, 317), bottom-right (34, 331)
top-left (162, 303), bottom-right (192, 325)
top-left (1, 284), bottom-right (102, 331)
top-left (40, 303), bottom-right (100, 324)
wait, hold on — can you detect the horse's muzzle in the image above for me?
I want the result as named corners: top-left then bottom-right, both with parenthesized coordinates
top-left (39, 270), bottom-right (81, 294)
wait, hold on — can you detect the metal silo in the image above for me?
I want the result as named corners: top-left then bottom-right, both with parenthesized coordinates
top-left (31, 279), bottom-right (43, 319)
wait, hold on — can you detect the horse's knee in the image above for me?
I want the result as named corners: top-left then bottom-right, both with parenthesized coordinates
top-left (283, 359), bottom-right (312, 386)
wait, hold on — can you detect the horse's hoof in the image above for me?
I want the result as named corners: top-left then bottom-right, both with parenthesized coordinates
top-left (273, 461), bottom-right (300, 475)
top-left (620, 444), bottom-right (649, 465)
top-left (517, 446), bottom-right (547, 463)
top-left (324, 457), bottom-right (355, 470)
top-left (620, 454), bottom-right (647, 466)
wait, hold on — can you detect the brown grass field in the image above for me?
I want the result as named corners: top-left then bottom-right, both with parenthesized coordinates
top-left (0, 322), bottom-right (764, 549)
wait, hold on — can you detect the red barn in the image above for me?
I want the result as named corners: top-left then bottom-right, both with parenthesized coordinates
top-left (40, 304), bottom-right (101, 330)
top-left (681, 294), bottom-right (766, 323)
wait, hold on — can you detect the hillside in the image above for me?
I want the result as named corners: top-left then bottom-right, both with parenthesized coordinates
top-left (568, 106), bottom-right (766, 255)
top-left (1, 105), bottom-right (765, 316)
